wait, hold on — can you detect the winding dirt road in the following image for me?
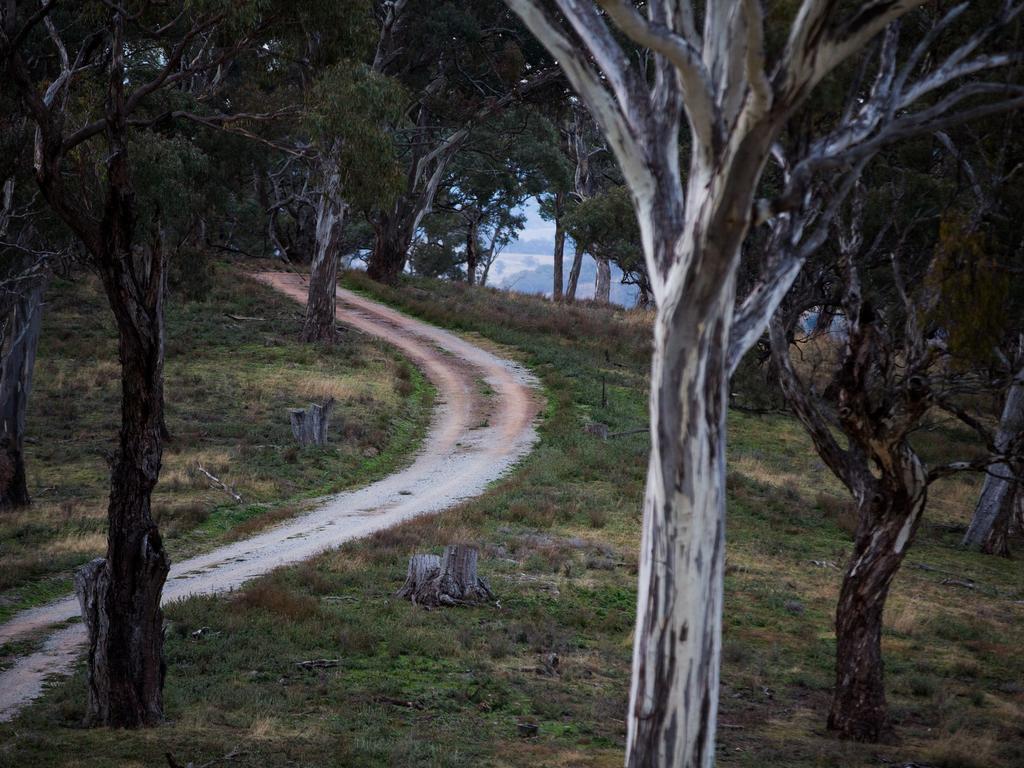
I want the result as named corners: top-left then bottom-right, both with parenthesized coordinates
top-left (0, 272), bottom-right (540, 722)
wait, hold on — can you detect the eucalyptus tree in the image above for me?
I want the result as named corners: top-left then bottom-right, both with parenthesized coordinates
top-left (301, 60), bottom-right (406, 341)
top-left (425, 107), bottom-right (567, 285)
top-left (0, 0), bottom-right (303, 726)
top-left (364, 0), bottom-right (560, 283)
top-left (769, 167), bottom-right (1023, 739)
top-left (502, 1), bottom-right (1024, 764)
top-left (0, 98), bottom-right (53, 510)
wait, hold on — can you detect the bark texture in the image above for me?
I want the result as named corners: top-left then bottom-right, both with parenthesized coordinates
top-left (301, 153), bottom-right (346, 343)
top-left (594, 257), bottom-right (611, 303)
top-left (289, 398), bottom-right (335, 447)
top-left (828, 457), bottom-right (926, 740)
top-left (552, 192), bottom-right (565, 300)
top-left (962, 367), bottom-right (1024, 552)
top-left (0, 277), bottom-right (45, 510)
top-left (397, 544), bottom-right (494, 606)
top-left (565, 244), bottom-right (584, 301)
top-left (367, 212), bottom-right (413, 284)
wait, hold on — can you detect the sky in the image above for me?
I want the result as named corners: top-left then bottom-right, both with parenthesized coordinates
top-left (491, 199), bottom-right (640, 306)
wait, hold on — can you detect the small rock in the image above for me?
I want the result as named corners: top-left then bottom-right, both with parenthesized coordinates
top-left (784, 600), bottom-right (804, 616)
top-left (362, 447), bottom-right (380, 458)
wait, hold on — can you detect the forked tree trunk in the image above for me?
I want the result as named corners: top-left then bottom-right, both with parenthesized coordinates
top-left (594, 257), bottom-right (611, 303)
top-left (565, 244), bottom-right (584, 302)
top-left (552, 192), bottom-right (565, 300)
top-left (0, 278), bottom-right (45, 510)
top-left (963, 366), bottom-right (1024, 552)
top-left (829, 461), bottom-right (926, 740)
top-left (301, 154), bottom-right (346, 344)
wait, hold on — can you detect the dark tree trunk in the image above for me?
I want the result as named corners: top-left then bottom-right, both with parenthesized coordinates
top-left (79, 213), bottom-right (171, 726)
top-left (76, 46), bottom-right (171, 721)
top-left (566, 244), bottom-right (584, 302)
top-left (552, 192), bottom-right (565, 300)
top-left (0, 277), bottom-right (45, 510)
top-left (466, 219), bottom-right (479, 286)
top-left (301, 155), bottom-right (345, 344)
top-left (367, 213), bottom-right (410, 285)
top-left (828, 455), bottom-right (926, 740)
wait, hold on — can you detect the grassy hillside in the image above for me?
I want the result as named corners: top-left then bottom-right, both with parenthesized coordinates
top-left (1, 268), bottom-right (1021, 768)
top-left (0, 265), bottom-right (432, 624)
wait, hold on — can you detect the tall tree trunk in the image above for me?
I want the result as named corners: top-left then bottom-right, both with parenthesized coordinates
top-left (962, 365), bottom-right (1024, 552)
top-left (552, 192), bottom-right (565, 300)
top-left (466, 219), bottom-right (479, 286)
top-left (594, 256), bottom-right (611, 303)
top-left (626, 265), bottom-right (733, 768)
top-left (367, 210), bottom-right (412, 284)
top-left (565, 244), bottom-right (584, 301)
top-left (301, 154), bottom-right (346, 343)
top-left (80, 224), bottom-right (171, 727)
top-left (0, 277), bottom-right (45, 510)
top-left (829, 458), bottom-right (926, 740)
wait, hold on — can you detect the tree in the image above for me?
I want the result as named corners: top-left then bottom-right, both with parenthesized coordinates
top-left (0, 255), bottom-right (48, 511)
top-left (301, 60), bottom-right (406, 342)
top-left (769, 176), bottom-right (1024, 739)
top-left (963, 352), bottom-right (1024, 552)
top-left (502, 1), bottom-right (1024, 764)
top-left (1, 0), bottom-right (291, 726)
top-left (364, 0), bottom-right (560, 283)
top-left (421, 106), bottom-right (565, 285)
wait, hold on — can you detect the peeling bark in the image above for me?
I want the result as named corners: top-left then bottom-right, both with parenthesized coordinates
top-left (829, 457), bottom-right (926, 740)
top-left (594, 257), bottom-right (611, 303)
top-left (301, 153), bottom-right (346, 343)
top-left (962, 366), bottom-right (1024, 552)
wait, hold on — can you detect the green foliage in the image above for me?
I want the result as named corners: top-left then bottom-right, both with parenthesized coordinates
top-left (307, 62), bottom-right (407, 211)
top-left (926, 213), bottom-right (1010, 368)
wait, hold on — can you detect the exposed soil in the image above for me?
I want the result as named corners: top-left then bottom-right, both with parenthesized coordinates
top-left (0, 271), bottom-right (541, 722)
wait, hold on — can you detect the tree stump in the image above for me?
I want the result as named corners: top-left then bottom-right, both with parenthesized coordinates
top-left (289, 398), bottom-right (335, 447)
top-left (396, 545), bottom-right (494, 607)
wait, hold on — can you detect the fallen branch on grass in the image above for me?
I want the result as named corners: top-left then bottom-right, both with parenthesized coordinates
top-left (191, 464), bottom-right (243, 503)
top-left (295, 658), bottom-right (341, 670)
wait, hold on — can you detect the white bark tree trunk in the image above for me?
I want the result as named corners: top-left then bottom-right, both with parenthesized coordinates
top-left (302, 152), bottom-right (347, 343)
top-left (594, 257), bottom-right (611, 303)
top-left (962, 364), bottom-right (1024, 552)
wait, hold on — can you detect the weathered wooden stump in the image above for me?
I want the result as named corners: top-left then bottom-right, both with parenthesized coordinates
top-left (289, 398), bottom-right (335, 447)
top-left (397, 544), bottom-right (494, 607)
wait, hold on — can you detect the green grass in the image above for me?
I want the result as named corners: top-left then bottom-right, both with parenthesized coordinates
top-left (1, 271), bottom-right (1022, 768)
top-left (0, 264), bottom-right (432, 624)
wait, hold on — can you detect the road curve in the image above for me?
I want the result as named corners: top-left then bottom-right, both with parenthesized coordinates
top-left (0, 271), bottom-right (541, 722)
